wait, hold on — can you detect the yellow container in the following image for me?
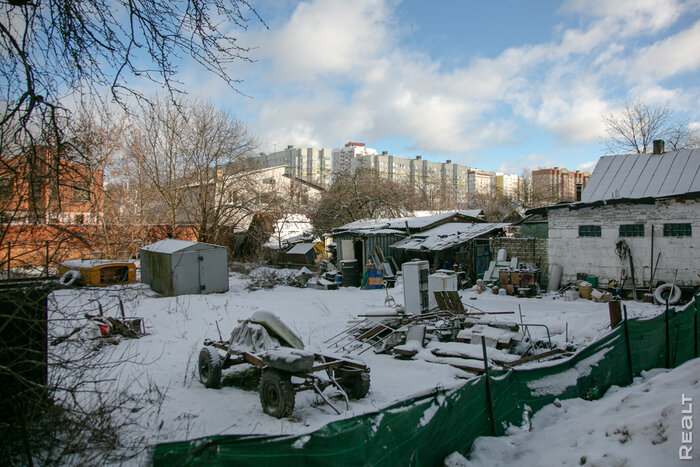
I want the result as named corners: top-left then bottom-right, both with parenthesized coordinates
top-left (58, 259), bottom-right (136, 287)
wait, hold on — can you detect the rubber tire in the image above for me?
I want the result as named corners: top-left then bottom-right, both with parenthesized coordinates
top-left (654, 283), bottom-right (682, 305)
top-left (198, 347), bottom-right (222, 388)
top-left (259, 369), bottom-right (295, 418)
top-left (59, 270), bottom-right (81, 286)
top-left (339, 371), bottom-right (371, 399)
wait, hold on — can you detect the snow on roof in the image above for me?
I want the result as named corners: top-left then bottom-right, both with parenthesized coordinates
top-left (264, 214), bottom-right (315, 248)
top-left (140, 239), bottom-right (199, 253)
top-left (582, 148), bottom-right (700, 203)
top-left (286, 243), bottom-right (317, 255)
top-left (335, 211), bottom-right (483, 233)
top-left (391, 222), bottom-right (509, 251)
top-left (140, 239), bottom-right (226, 254)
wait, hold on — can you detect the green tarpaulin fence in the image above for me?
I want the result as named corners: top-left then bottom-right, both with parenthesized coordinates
top-left (153, 295), bottom-right (699, 466)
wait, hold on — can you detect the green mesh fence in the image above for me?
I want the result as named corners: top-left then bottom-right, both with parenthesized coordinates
top-left (153, 295), bottom-right (699, 466)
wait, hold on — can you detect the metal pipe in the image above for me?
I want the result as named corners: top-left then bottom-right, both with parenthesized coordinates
top-left (521, 323), bottom-right (552, 348)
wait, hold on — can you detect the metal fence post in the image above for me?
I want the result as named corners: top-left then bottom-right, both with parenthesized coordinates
top-left (45, 240), bottom-right (50, 277)
top-left (623, 306), bottom-right (634, 384)
top-left (695, 296), bottom-right (698, 359)
top-left (481, 336), bottom-right (496, 436)
top-left (665, 305), bottom-right (671, 369)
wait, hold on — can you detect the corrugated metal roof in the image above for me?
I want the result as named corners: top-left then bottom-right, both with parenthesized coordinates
top-left (334, 211), bottom-right (483, 233)
top-left (391, 223), bottom-right (509, 252)
top-left (140, 239), bottom-right (225, 254)
top-left (582, 149), bottom-right (700, 203)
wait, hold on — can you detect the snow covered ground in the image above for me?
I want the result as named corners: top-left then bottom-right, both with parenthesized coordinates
top-left (448, 358), bottom-right (700, 467)
top-left (48, 266), bottom-right (689, 463)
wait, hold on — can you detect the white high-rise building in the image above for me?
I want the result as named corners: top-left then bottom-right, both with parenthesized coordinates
top-left (256, 146), bottom-right (331, 187)
top-left (331, 142), bottom-right (377, 178)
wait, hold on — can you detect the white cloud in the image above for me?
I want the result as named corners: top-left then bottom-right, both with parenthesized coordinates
top-left (239, 0), bottom-right (700, 165)
top-left (496, 153), bottom-right (562, 175)
top-left (632, 20), bottom-right (700, 81)
top-left (560, 0), bottom-right (687, 35)
top-left (256, 0), bottom-right (395, 81)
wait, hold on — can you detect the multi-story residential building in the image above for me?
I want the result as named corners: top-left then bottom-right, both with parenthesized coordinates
top-left (256, 146), bottom-right (332, 187)
top-left (494, 173), bottom-right (521, 199)
top-left (349, 151), bottom-right (495, 205)
top-left (531, 167), bottom-right (591, 203)
top-left (467, 169), bottom-right (495, 199)
top-left (331, 142), bottom-right (377, 178)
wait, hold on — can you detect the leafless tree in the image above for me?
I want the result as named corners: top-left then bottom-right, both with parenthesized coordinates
top-left (602, 100), bottom-right (692, 154)
top-left (0, 0), bottom-right (265, 244)
top-left (122, 98), bottom-right (260, 244)
top-left (311, 168), bottom-right (416, 234)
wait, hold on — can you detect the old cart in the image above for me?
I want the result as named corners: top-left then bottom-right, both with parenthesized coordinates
top-left (198, 311), bottom-right (370, 418)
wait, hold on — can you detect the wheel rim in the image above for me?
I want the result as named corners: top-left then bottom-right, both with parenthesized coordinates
top-left (201, 360), bottom-right (210, 379)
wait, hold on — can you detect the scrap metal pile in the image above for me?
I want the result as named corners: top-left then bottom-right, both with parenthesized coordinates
top-left (325, 291), bottom-right (571, 375)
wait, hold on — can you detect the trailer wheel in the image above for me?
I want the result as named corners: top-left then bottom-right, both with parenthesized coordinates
top-left (259, 369), bottom-right (295, 418)
top-left (198, 347), bottom-right (222, 388)
top-left (339, 371), bottom-right (370, 399)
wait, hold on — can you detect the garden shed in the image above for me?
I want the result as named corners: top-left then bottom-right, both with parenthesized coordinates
top-left (139, 239), bottom-right (229, 296)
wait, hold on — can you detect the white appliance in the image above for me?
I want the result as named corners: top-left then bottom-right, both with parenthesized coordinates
top-left (402, 260), bottom-right (430, 314)
top-left (428, 272), bottom-right (459, 310)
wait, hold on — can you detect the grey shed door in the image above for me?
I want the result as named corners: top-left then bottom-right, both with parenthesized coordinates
top-left (198, 248), bottom-right (228, 294)
top-left (172, 251), bottom-right (202, 295)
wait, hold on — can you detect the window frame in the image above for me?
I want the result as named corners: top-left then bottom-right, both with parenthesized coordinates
top-left (619, 224), bottom-right (645, 238)
top-left (663, 223), bottom-right (692, 237)
top-left (578, 225), bottom-right (601, 237)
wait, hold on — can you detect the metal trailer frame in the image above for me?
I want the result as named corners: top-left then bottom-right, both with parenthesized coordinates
top-left (198, 333), bottom-right (370, 419)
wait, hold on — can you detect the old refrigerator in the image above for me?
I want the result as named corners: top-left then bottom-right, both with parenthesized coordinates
top-left (402, 260), bottom-right (430, 314)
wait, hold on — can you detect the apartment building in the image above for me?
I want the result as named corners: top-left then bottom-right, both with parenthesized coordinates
top-left (257, 146), bottom-right (332, 187)
top-left (349, 151), bottom-right (499, 203)
top-left (531, 167), bottom-right (590, 203)
top-left (494, 173), bottom-right (520, 199)
top-left (331, 142), bottom-right (377, 177)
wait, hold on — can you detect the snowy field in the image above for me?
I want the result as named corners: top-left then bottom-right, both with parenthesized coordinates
top-left (48, 267), bottom-right (691, 464)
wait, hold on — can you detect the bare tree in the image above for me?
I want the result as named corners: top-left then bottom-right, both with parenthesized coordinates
top-left (121, 98), bottom-right (260, 244)
top-left (180, 101), bottom-right (260, 244)
top-left (311, 168), bottom-right (416, 234)
top-left (602, 100), bottom-right (692, 154)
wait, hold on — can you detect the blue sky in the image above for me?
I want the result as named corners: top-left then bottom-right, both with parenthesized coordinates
top-left (187, 0), bottom-right (700, 174)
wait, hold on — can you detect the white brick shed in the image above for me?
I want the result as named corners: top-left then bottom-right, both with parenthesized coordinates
top-left (529, 148), bottom-right (700, 288)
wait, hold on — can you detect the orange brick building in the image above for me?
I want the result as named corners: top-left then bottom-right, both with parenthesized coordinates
top-left (0, 146), bottom-right (104, 225)
top-left (531, 167), bottom-right (590, 203)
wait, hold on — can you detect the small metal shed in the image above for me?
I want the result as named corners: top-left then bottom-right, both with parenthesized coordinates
top-left (139, 239), bottom-right (229, 296)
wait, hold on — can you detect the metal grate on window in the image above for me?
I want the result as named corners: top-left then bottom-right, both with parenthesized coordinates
top-left (579, 225), bottom-right (601, 237)
top-left (663, 223), bottom-right (692, 237)
top-left (619, 224), bottom-right (644, 237)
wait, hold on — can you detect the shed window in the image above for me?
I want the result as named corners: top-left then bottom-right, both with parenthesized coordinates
top-left (663, 223), bottom-right (691, 237)
top-left (619, 224), bottom-right (644, 237)
top-left (578, 225), bottom-right (601, 237)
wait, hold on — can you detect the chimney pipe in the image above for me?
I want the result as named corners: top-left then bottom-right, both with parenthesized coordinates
top-left (653, 140), bottom-right (665, 154)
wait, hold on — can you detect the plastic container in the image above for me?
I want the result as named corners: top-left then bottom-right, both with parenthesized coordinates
top-left (585, 276), bottom-right (598, 288)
